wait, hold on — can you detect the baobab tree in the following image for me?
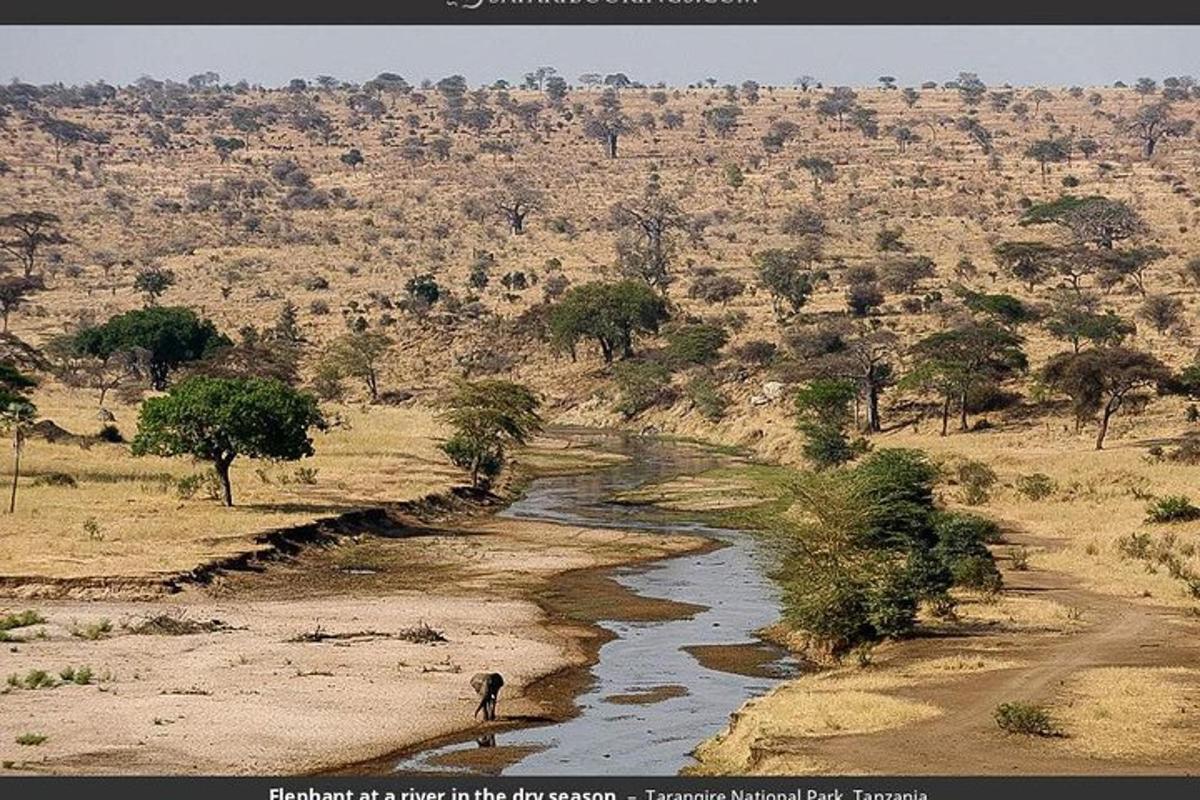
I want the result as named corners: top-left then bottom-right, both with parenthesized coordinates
top-left (491, 171), bottom-right (545, 235)
top-left (613, 186), bottom-right (687, 294)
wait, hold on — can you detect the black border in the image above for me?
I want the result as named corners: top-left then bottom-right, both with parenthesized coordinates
top-left (3, 2), bottom-right (1200, 25)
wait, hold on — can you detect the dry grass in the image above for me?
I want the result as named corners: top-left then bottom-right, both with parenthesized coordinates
top-left (1053, 667), bottom-right (1200, 760)
top-left (1, 386), bottom-right (456, 580)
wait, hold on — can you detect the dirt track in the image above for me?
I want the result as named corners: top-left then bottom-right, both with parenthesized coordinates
top-left (710, 525), bottom-right (1200, 775)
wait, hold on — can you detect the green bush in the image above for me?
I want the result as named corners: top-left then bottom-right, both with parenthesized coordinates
top-left (933, 511), bottom-right (1003, 591)
top-left (612, 360), bottom-right (673, 419)
top-left (685, 377), bottom-right (728, 422)
top-left (664, 323), bottom-right (729, 366)
top-left (994, 702), bottom-right (1058, 736)
top-left (1145, 495), bottom-right (1200, 524)
top-left (0, 611), bottom-right (45, 632)
top-left (1015, 473), bottom-right (1057, 501)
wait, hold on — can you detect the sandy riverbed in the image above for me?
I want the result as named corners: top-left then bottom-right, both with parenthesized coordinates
top-left (0, 516), bottom-right (710, 775)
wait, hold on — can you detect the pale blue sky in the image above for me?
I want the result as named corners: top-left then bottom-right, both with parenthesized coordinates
top-left (1, 26), bottom-right (1197, 88)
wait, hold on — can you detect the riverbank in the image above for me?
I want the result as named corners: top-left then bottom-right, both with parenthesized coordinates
top-left (0, 431), bottom-right (713, 775)
top-left (0, 511), bottom-right (711, 775)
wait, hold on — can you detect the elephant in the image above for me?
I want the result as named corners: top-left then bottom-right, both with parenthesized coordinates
top-left (470, 672), bottom-right (504, 721)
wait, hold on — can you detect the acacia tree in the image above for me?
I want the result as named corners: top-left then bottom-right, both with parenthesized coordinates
top-left (755, 248), bottom-right (819, 322)
top-left (320, 331), bottom-right (393, 401)
top-left (132, 376), bottom-right (324, 506)
top-left (0, 275), bottom-right (43, 333)
top-left (906, 321), bottom-right (1027, 435)
top-left (1021, 196), bottom-right (1148, 250)
top-left (1041, 347), bottom-right (1171, 449)
top-left (1093, 245), bottom-right (1167, 296)
top-left (1, 362), bottom-right (37, 513)
top-left (1025, 138), bottom-right (1070, 182)
top-left (1, 212), bottom-right (67, 278)
top-left (439, 379), bottom-right (542, 489)
top-left (1125, 102), bottom-right (1194, 158)
top-left (1042, 293), bottom-right (1135, 353)
top-left (548, 280), bottom-right (668, 363)
top-left (786, 322), bottom-right (897, 433)
top-left (992, 241), bottom-right (1061, 292)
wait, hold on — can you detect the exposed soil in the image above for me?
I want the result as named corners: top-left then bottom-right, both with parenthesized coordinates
top-left (698, 524), bottom-right (1200, 775)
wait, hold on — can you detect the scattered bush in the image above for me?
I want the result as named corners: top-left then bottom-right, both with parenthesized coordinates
top-left (994, 702), bottom-right (1058, 736)
top-left (1015, 473), bottom-right (1056, 501)
top-left (954, 459), bottom-right (999, 506)
top-left (1145, 495), bottom-right (1200, 524)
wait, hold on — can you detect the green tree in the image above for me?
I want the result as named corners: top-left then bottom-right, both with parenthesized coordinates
top-left (992, 241), bottom-right (1062, 292)
top-left (74, 307), bottom-right (231, 390)
top-left (906, 322), bottom-right (1027, 435)
top-left (133, 265), bottom-right (176, 306)
top-left (2, 361), bottom-right (37, 514)
top-left (132, 377), bottom-right (323, 507)
top-left (755, 248), bottom-right (818, 322)
top-left (548, 281), bottom-right (668, 363)
top-left (1021, 196), bottom-right (1148, 250)
top-left (794, 378), bottom-right (865, 470)
top-left (1043, 293), bottom-right (1134, 353)
top-left (320, 331), bottom-right (394, 401)
top-left (440, 379), bottom-right (541, 489)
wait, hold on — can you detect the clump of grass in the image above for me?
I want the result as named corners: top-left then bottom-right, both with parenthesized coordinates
top-left (1145, 495), bottom-right (1200, 524)
top-left (995, 702), bottom-right (1059, 736)
top-left (15, 670), bottom-right (58, 690)
top-left (70, 619), bottom-right (113, 640)
top-left (0, 610), bottom-right (45, 631)
top-left (58, 666), bottom-right (93, 685)
top-left (31, 472), bottom-right (77, 488)
top-left (1009, 546), bottom-right (1031, 571)
top-left (15, 733), bottom-right (47, 747)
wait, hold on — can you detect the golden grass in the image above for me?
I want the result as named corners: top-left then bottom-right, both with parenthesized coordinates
top-left (1053, 667), bottom-right (1200, 760)
top-left (0, 386), bottom-right (458, 580)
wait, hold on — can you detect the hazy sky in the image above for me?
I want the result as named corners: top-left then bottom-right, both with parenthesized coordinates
top-left (1, 26), bottom-right (1198, 87)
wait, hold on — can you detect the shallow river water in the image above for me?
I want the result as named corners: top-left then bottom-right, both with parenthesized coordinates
top-left (392, 429), bottom-right (799, 775)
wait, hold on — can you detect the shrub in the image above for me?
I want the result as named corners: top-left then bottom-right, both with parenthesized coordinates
top-left (612, 360), bottom-right (674, 419)
top-left (0, 611), bottom-right (45, 631)
top-left (686, 377), bottom-right (728, 422)
top-left (15, 733), bottom-right (47, 746)
top-left (955, 459), bottom-right (998, 506)
top-left (1015, 473), bottom-right (1056, 501)
top-left (1145, 495), bottom-right (1200, 524)
top-left (994, 702), bottom-right (1058, 736)
top-left (31, 472), bottom-right (77, 488)
top-left (665, 323), bottom-right (729, 366)
top-left (933, 511), bottom-right (1003, 591)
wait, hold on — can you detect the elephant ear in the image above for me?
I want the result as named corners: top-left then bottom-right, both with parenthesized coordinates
top-left (470, 673), bottom-right (487, 693)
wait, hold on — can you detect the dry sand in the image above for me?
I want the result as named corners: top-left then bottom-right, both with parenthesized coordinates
top-left (0, 516), bottom-right (710, 775)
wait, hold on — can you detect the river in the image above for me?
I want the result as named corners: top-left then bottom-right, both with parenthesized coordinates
top-left (390, 430), bottom-right (800, 775)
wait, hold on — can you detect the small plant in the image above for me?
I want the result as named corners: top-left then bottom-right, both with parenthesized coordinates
top-left (1015, 473), bottom-right (1056, 501)
top-left (292, 466), bottom-right (319, 485)
top-left (1009, 546), bottom-right (1031, 571)
top-left (956, 459), bottom-right (998, 506)
top-left (1145, 495), bottom-right (1200, 524)
top-left (59, 666), bottom-right (93, 685)
top-left (70, 619), bottom-right (113, 641)
top-left (21, 670), bottom-right (57, 690)
top-left (0, 610), bottom-right (45, 631)
top-left (15, 733), bottom-right (47, 747)
top-left (994, 702), bottom-right (1059, 736)
top-left (1117, 531), bottom-right (1153, 560)
top-left (83, 517), bottom-right (103, 541)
